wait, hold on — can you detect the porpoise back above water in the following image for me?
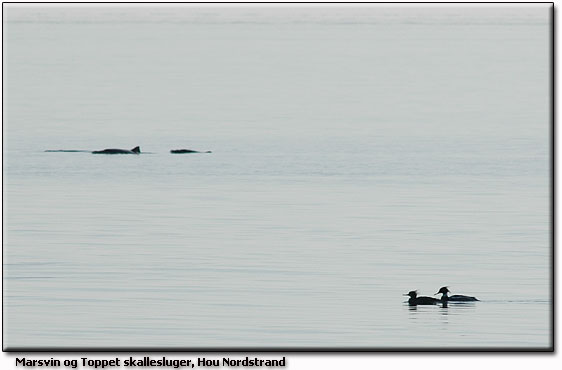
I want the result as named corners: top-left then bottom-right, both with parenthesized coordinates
top-left (92, 146), bottom-right (141, 154)
top-left (46, 146), bottom-right (214, 154)
top-left (170, 149), bottom-right (212, 154)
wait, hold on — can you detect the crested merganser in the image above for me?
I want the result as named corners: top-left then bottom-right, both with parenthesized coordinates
top-left (435, 287), bottom-right (479, 302)
top-left (404, 290), bottom-right (439, 305)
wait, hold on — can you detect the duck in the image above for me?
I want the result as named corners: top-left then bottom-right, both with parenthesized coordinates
top-left (435, 286), bottom-right (479, 302)
top-left (404, 290), bottom-right (439, 305)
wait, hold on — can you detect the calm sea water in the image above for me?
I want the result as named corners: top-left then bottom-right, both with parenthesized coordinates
top-left (2, 4), bottom-right (551, 349)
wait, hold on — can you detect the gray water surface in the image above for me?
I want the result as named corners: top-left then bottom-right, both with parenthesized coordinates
top-left (2, 4), bottom-right (552, 349)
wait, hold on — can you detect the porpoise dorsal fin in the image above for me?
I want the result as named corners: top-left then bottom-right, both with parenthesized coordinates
top-left (131, 146), bottom-right (140, 153)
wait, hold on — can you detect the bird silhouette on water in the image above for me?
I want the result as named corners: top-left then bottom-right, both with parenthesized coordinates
top-left (435, 287), bottom-right (479, 302)
top-left (404, 290), bottom-right (440, 306)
